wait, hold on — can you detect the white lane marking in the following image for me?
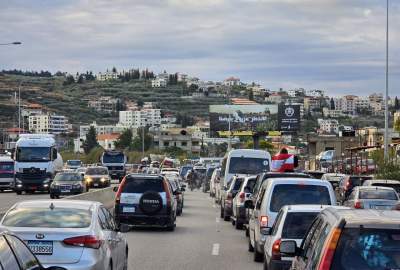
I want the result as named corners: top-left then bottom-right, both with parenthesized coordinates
top-left (212, 243), bottom-right (220, 256)
top-left (215, 217), bottom-right (220, 223)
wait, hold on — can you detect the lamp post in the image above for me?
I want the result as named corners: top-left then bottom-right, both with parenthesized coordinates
top-left (384, 0), bottom-right (390, 160)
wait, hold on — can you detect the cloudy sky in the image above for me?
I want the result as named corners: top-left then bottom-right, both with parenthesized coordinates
top-left (0, 0), bottom-right (399, 95)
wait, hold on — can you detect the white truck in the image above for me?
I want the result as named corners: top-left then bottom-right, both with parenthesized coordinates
top-left (100, 150), bottom-right (127, 182)
top-left (13, 134), bottom-right (63, 194)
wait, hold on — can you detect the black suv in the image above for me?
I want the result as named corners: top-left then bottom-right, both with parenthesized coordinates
top-left (280, 208), bottom-right (400, 270)
top-left (114, 174), bottom-right (177, 231)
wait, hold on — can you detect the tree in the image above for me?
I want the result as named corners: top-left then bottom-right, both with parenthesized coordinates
top-left (63, 75), bottom-right (75, 85)
top-left (330, 98), bottom-right (335, 110)
top-left (82, 126), bottom-right (98, 154)
top-left (131, 128), bottom-right (152, 151)
top-left (114, 129), bottom-right (133, 150)
top-left (395, 118), bottom-right (400, 133)
top-left (112, 67), bottom-right (117, 73)
top-left (395, 97), bottom-right (400, 110)
top-left (77, 74), bottom-right (85, 84)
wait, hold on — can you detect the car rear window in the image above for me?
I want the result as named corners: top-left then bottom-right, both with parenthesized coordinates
top-left (2, 208), bottom-right (91, 228)
top-left (282, 212), bottom-right (319, 239)
top-left (54, 173), bottom-right (81, 181)
top-left (331, 228), bottom-right (400, 270)
top-left (244, 179), bottom-right (256, 192)
top-left (122, 178), bottom-right (164, 193)
top-left (372, 183), bottom-right (400, 193)
top-left (233, 178), bottom-right (244, 191)
top-left (359, 189), bottom-right (398, 200)
top-left (270, 184), bottom-right (331, 212)
top-left (350, 176), bottom-right (373, 187)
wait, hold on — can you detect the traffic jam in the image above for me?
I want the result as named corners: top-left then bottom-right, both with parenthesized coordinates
top-left (0, 136), bottom-right (399, 269)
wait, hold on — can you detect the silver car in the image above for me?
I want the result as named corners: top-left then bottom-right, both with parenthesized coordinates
top-left (343, 186), bottom-right (400, 210)
top-left (0, 200), bottom-right (128, 270)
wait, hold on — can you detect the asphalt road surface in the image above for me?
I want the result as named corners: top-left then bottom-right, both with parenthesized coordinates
top-left (125, 190), bottom-right (260, 270)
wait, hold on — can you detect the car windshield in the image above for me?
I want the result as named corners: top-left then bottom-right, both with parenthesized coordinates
top-left (359, 189), bottom-right (398, 200)
top-left (0, 162), bottom-right (14, 171)
top-left (270, 184), bottom-right (331, 212)
top-left (16, 147), bottom-right (50, 162)
top-left (67, 160), bottom-right (81, 166)
top-left (102, 153), bottom-right (124, 163)
top-left (122, 178), bottom-right (164, 193)
top-left (332, 228), bottom-right (400, 270)
top-left (3, 208), bottom-right (92, 228)
top-left (282, 212), bottom-right (319, 239)
top-left (85, 168), bottom-right (108, 175)
top-left (229, 157), bottom-right (269, 174)
top-left (54, 173), bottom-right (81, 181)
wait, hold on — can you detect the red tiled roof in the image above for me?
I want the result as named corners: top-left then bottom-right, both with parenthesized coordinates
top-left (97, 133), bottom-right (120, 141)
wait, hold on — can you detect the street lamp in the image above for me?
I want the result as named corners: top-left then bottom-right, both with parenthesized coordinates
top-left (384, 0), bottom-right (390, 160)
top-left (0, 41), bottom-right (22, 46)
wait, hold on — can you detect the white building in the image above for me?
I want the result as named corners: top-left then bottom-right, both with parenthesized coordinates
top-left (318, 119), bottom-right (339, 134)
top-left (21, 103), bottom-right (44, 117)
top-left (29, 114), bottom-right (69, 134)
top-left (307, 89), bottom-right (325, 97)
top-left (88, 96), bottom-right (121, 114)
top-left (96, 70), bottom-right (119, 81)
top-left (177, 73), bottom-right (188, 82)
top-left (287, 88), bottom-right (306, 97)
top-left (151, 78), bottom-right (167, 88)
top-left (333, 95), bottom-right (357, 115)
top-left (79, 122), bottom-right (126, 138)
top-left (119, 109), bottom-right (161, 128)
top-left (223, 77), bottom-right (241, 87)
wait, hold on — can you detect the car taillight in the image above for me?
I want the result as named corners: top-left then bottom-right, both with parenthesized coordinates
top-left (239, 192), bottom-right (245, 203)
top-left (115, 176), bottom-right (126, 204)
top-left (163, 179), bottom-right (171, 206)
top-left (318, 228), bottom-right (342, 270)
top-left (354, 200), bottom-right (363, 209)
top-left (259, 215), bottom-right (268, 228)
top-left (344, 181), bottom-right (350, 191)
top-left (63, 235), bottom-right (102, 249)
top-left (271, 239), bottom-right (281, 260)
top-left (227, 192), bottom-right (233, 200)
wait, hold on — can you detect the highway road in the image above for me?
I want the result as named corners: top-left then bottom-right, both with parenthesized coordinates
top-left (125, 190), bottom-right (260, 270)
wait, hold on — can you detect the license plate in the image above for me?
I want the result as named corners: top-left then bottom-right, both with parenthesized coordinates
top-left (94, 183), bottom-right (98, 187)
top-left (61, 189), bottom-right (70, 193)
top-left (375, 205), bottom-right (390, 210)
top-left (123, 207), bottom-right (135, 213)
top-left (27, 240), bottom-right (53, 255)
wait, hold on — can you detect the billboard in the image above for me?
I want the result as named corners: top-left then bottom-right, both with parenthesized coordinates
top-left (278, 104), bottom-right (300, 132)
top-left (209, 104), bottom-right (278, 132)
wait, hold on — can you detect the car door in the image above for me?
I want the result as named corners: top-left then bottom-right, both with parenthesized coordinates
top-left (102, 207), bottom-right (126, 270)
top-left (98, 206), bottom-right (120, 270)
top-left (250, 186), bottom-right (266, 245)
top-left (5, 234), bottom-right (41, 270)
top-left (265, 209), bottom-right (284, 259)
top-left (0, 235), bottom-right (21, 270)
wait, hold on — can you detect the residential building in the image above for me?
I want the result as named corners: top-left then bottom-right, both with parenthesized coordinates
top-left (247, 84), bottom-right (268, 97)
top-left (223, 77), bottom-right (241, 87)
top-left (304, 96), bottom-right (321, 112)
top-left (318, 119), bottom-right (339, 134)
top-left (119, 109), bottom-right (161, 128)
top-left (21, 103), bottom-right (43, 117)
top-left (288, 88), bottom-right (306, 97)
top-left (79, 122), bottom-right (126, 138)
top-left (96, 70), bottom-right (119, 81)
top-left (88, 96), bottom-right (121, 114)
top-left (265, 93), bottom-right (283, 104)
top-left (307, 89), bottom-right (325, 97)
top-left (152, 128), bottom-right (201, 154)
top-left (28, 114), bottom-right (69, 134)
top-left (354, 97), bottom-right (370, 110)
top-left (157, 71), bottom-right (169, 80)
top-left (369, 93), bottom-right (384, 103)
top-left (97, 133), bottom-right (120, 150)
top-left (177, 73), bottom-right (188, 82)
top-left (323, 107), bottom-right (346, 118)
top-left (333, 95), bottom-right (357, 115)
top-left (151, 78), bottom-right (167, 88)
top-left (230, 98), bottom-right (258, 105)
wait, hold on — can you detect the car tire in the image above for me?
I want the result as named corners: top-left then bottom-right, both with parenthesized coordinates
top-left (50, 194), bottom-right (55, 199)
top-left (263, 257), bottom-right (269, 270)
top-left (166, 224), bottom-right (175, 231)
top-left (177, 208), bottom-right (182, 216)
top-left (220, 206), bottom-right (224, 218)
top-left (245, 228), bottom-right (250, 237)
top-left (223, 214), bottom-right (230, 222)
top-left (123, 248), bottom-right (128, 270)
top-left (248, 237), bottom-right (254, 252)
top-left (16, 191), bottom-right (22, 195)
top-left (235, 221), bottom-right (243, 230)
top-left (254, 247), bottom-right (264, 262)
top-left (231, 219), bottom-right (236, 226)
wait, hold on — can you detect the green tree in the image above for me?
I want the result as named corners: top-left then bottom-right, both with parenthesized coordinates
top-left (394, 118), bottom-right (400, 133)
top-left (394, 97), bottom-right (400, 110)
top-left (63, 75), bottom-right (75, 85)
top-left (114, 129), bottom-right (133, 150)
top-left (82, 126), bottom-right (98, 154)
top-left (131, 128), bottom-right (152, 151)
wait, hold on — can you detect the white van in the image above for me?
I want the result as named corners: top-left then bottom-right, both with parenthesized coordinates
top-left (248, 178), bottom-right (337, 261)
top-left (221, 149), bottom-right (271, 188)
top-left (0, 156), bottom-right (14, 191)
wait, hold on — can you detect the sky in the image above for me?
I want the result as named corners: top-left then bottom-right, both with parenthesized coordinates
top-left (0, 0), bottom-right (399, 96)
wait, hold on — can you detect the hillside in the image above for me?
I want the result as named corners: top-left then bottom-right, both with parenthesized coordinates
top-left (0, 74), bottom-right (226, 127)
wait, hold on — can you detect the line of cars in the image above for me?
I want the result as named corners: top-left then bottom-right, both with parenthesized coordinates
top-left (210, 149), bottom-right (400, 270)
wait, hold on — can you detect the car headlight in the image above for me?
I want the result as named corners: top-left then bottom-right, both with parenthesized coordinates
top-left (85, 177), bottom-right (92, 182)
top-left (100, 177), bottom-right (108, 182)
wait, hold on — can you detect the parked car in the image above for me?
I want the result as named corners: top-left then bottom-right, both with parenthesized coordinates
top-left (114, 174), bottom-right (177, 231)
top-left (202, 166), bottom-right (216, 193)
top-left (0, 231), bottom-right (68, 270)
top-left (244, 172), bottom-right (312, 237)
top-left (0, 155), bottom-right (14, 192)
top-left (49, 172), bottom-right (88, 199)
top-left (210, 168), bottom-right (221, 199)
top-left (165, 177), bottom-right (184, 216)
top-left (0, 200), bottom-right (128, 270)
top-left (220, 175), bottom-right (244, 222)
top-left (283, 208), bottom-right (400, 270)
top-left (343, 186), bottom-right (399, 210)
top-left (263, 205), bottom-right (344, 270)
top-left (321, 173), bottom-right (346, 190)
top-left (337, 175), bottom-right (373, 203)
top-left (231, 175), bottom-right (257, 230)
top-left (84, 166), bottom-right (111, 188)
top-left (247, 178), bottom-right (336, 262)
top-left (363, 179), bottom-right (400, 194)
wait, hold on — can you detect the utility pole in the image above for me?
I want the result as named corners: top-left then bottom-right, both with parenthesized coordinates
top-left (18, 83), bottom-right (21, 134)
top-left (142, 126), bottom-right (145, 159)
top-left (384, 0), bottom-right (390, 160)
top-left (227, 87), bottom-right (232, 151)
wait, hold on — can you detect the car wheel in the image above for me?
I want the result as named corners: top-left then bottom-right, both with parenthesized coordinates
top-left (235, 221), bottom-right (243, 230)
top-left (16, 191), bottom-right (22, 195)
top-left (166, 224), bottom-right (175, 231)
top-left (123, 248), bottom-right (128, 270)
top-left (254, 246), bottom-right (264, 262)
top-left (245, 227), bottom-right (250, 237)
top-left (263, 256), bottom-right (269, 270)
top-left (248, 237), bottom-right (254, 252)
top-left (50, 194), bottom-right (55, 199)
top-left (220, 206), bottom-right (224, 218)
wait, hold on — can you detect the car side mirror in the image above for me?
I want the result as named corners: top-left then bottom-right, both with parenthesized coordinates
top-left (119, 224), bottom-right (130, 233)
top-left (113, 186), bottom-right (119, 192)
top-left (260, 227), bottom-right (271, 235)
top-left (244, 200), bottom-right (254, 209)
top-left (280, 240), bottom-right (297, 256)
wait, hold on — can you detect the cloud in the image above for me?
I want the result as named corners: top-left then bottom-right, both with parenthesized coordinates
top-left (0, 0), bottom-right (399, 95)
